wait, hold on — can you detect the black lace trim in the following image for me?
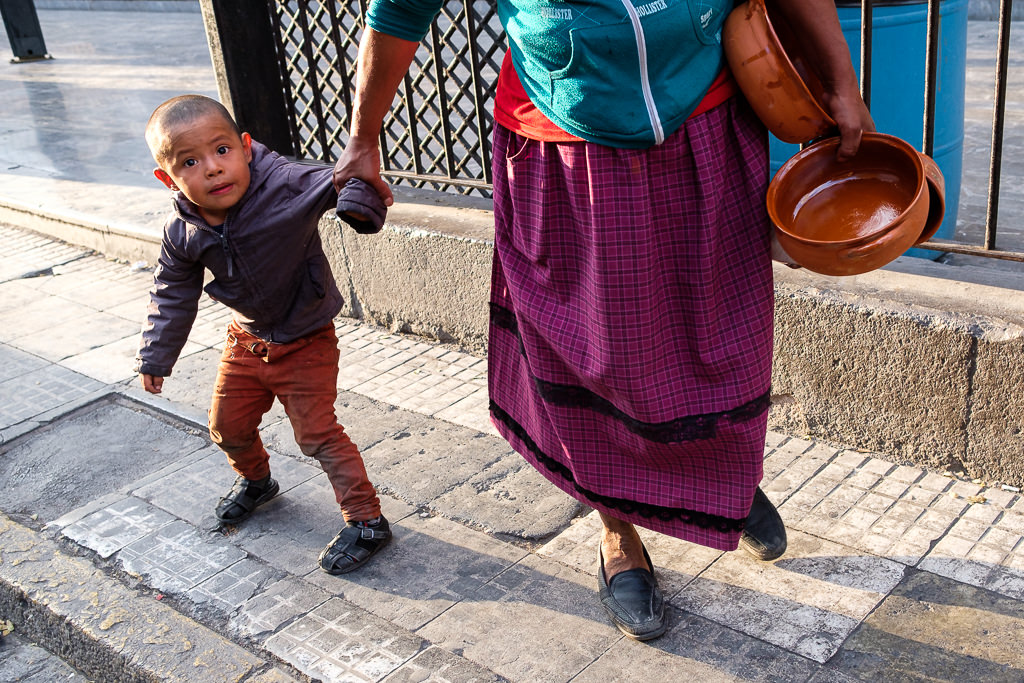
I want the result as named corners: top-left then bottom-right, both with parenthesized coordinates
top-left (489, 302), bottom-right (519, 337)
top-left (489, 302), bottom-right (771, 443)
top-left (490, 401), bottom-right (746, 532)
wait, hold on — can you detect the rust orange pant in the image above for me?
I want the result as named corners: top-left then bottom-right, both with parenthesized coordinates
top-left (208, 322), bottom-right (380, 522)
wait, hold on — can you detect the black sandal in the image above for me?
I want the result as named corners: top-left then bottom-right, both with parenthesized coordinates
top-left (214, 474), bottom-right (280, 524)
top-left (318, 515), bottom-right (391, 574)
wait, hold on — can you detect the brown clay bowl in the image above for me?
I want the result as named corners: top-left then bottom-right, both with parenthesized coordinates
top-left (915, 152), bottom-right (946, 244)
top-left (766, 133), bottom-right (930, 276)
top-left (723, 0), bottom-right (836, 144)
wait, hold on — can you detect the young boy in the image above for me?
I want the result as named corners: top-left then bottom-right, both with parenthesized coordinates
top-left (135, 94), bottom-right (389, 575)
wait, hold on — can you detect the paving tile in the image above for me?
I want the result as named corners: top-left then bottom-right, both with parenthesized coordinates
top-left (781, 455), bottom-right (967, 565)
top-left (304, 513), bottom-right (525, 631)
top-left (232, 576), bottom-right (333, 639)
top-left (229, 474), bottom-right (414, 574)
top-left (133, 447), bottom-right (320, 528)
top-left (672, 530), bottom-right (906, 663)
top-left (117, 519), bottom-right (248, 594)
top-left (264, 597), bottom-right (424, 683)
top-left (830, 569), bottom-right (1024, 680)
top-left (58, 332), bottom-right (141, 384)
top-left (761, 441), bottom-right (839, 506)
top-left (187, 557), bottom-right (283, 616)
top-left (0, 342), bottom-right (48, 383)
top-left (919, 499), bottom-right (1024, 601)
top-left (67, 274), bottom-right (152, 312)
top-left (0, 280), bottom-right (48, 316)
top-left (0, 362), bottom-right (104, 427)
top-left (418, 553), bottom-right (623, 682)
top-left (381, 646), bottom-right (504, 683)
top-left (62, 496), bottom-right (177, 558)
top-left (0, 293), bottom-right (96, 342)
top-left (430, 452), bottom-right (581, 541)
top-left (360, 422), bottom-right (516, 508)
top-left (575, 607), bottom-right (822, 683)
top-left (432, 388), bottom-right (496, 436)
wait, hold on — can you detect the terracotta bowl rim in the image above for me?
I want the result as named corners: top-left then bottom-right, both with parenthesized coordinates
top-left (767, 132), bottom-right (927, 247)
top-left (724, 0), bottom-right (835, 141)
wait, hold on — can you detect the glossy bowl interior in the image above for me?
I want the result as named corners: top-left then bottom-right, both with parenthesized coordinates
top-left (767, 133), bottom-right (930, 276)
top-left (723, 0), bottom-right (836, 143)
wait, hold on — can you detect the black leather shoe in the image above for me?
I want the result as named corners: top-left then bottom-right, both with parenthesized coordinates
top-left (215, 474), bottom-right (280, 525)
top-left (740, 487), bottom-right (787, 561)
top-left (598, 542), bottom-right (666, 641)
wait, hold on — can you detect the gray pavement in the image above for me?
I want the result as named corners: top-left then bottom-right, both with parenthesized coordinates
top-left (4, 218), bottom-right (1024, 682)
top-left (2, 5), bottom-right (1024, 683)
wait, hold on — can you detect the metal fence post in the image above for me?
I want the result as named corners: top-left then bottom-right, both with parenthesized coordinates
top-left (1, 0), bottom-right (50, 63)
top-left (199, 0), bottom-right (295, 156)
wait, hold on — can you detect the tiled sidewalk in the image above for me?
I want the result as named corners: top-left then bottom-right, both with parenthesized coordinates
top-left (3, 222), bottom-right (1024, 681)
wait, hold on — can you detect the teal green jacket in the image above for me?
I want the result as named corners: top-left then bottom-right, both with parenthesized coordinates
top-left (367, 0), bottom-right (732, 148)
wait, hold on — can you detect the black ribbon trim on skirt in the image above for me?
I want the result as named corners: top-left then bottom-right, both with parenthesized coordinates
top-left (489, 302), bottom-right (771, 443)
top-left (490, 401), bottom-right (747, 533)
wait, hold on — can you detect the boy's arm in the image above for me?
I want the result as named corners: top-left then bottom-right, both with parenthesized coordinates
top-left (135, 234), bottom-right (205, 383)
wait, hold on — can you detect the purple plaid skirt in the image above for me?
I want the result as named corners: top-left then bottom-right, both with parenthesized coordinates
top-left (488, 98), bottom-right (774, 550)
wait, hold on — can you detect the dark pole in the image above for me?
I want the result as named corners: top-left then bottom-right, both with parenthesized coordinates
top-left (0, 0), bottom-right (50, 63)
top-left (199, 0), bottom-right (294, 156)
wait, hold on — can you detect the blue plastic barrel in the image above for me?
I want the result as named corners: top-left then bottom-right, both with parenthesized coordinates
top-left (768, 0), bottom-right (969, 258)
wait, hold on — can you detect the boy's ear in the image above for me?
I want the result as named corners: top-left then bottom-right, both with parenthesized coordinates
top-left (241, 132), bottom-right (253, 162)
top-left (153, 168), bottom-right (177, 191)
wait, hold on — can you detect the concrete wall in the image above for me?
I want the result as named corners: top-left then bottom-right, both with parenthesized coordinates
top-left (323, 187), bottom-right (1024, 487)
top-left (769, 268), bottom-right (1024, 484)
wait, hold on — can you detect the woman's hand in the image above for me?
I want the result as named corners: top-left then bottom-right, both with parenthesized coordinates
top-left (333, 135), bottom-right (393, 206)
top-left (771, 0), bottom-right (874, 160)
top-left (819, 81), bottom-right (876, 162)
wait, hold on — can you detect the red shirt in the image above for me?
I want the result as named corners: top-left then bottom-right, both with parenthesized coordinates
top-left (493, 51), bottom-right (737, 143)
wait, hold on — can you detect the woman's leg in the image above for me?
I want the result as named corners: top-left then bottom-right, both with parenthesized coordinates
top-left (599, 512), bottom-right (649, 576)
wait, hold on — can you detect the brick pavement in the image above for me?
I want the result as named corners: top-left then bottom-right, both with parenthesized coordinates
top-left (2, 222), bottom-right (1024, 681)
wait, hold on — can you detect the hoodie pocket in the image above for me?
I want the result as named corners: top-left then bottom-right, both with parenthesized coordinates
top-left (307, 256), bottom-right (327, 299)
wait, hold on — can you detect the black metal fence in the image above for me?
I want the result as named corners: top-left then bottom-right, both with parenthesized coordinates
top-left (266, 0), bottom-right (502, 194)
top-left (201, 0), bottom-right (1020, 262)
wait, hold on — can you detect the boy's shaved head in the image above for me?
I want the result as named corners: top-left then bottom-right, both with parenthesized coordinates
top-left (146, 95), bottom-right (241, 164)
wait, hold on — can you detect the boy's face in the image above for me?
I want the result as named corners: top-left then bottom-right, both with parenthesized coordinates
top-left (152, 112), bottom-right (253, 225)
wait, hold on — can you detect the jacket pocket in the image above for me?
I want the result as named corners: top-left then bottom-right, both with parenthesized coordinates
top-left (685, 0), bottom-right (732, 45)
top-left (547, 24), bottom-right (649, 138)
top-left (306, 255), bottom-right (327, 299)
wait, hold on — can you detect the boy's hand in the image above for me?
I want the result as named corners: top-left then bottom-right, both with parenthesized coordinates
top-left (141, 374), bottom-right (164, 394)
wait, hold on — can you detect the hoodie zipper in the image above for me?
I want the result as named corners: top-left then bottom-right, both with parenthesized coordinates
top-left (219, 219), bottom-right (234, 279)
top-left (182, 215), bottom-right (235, 279)
top-left (620, 0), bottom-right (664, 145)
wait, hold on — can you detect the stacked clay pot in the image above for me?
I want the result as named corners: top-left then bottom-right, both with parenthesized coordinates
top-left (723, 0), bottom-right (945, 276)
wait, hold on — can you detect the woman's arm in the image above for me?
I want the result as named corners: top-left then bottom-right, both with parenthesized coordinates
top-left (770, 0), bottom-right (875, 160)
top-left (332, 28), bottom-right (420, 205)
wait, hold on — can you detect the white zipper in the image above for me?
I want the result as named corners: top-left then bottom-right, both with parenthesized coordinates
top-left (620, 0), bottom-right (664, 145)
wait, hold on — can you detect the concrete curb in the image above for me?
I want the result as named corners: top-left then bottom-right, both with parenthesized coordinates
top-left (0, 512), bottom-right (298, 683)
top-left (0, 200), bottom-right (161, 267)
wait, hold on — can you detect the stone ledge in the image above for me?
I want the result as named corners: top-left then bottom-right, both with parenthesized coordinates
top-left (0, 512), bottom-right (285, 682)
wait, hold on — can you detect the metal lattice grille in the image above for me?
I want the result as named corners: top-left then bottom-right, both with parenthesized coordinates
top-left (268, 0), bottom-right (503, 196)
